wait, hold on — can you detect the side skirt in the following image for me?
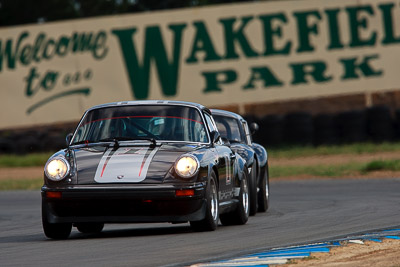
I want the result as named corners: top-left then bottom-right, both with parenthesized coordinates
top-left (219, 199), bottom-right (239, 214)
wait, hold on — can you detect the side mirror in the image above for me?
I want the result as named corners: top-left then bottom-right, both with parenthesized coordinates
top-left (66, 133), bottom-right (73, 147)
top-left (249, 122), bottom-right (259, 135)
top-left (221, 137), bottom-right (231, 147)
top-left (210, 130), bottom-right (221, 144)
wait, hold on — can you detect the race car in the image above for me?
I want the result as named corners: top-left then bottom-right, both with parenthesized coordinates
top-left (211, 109), bottom-right (269, 215)
top-left (42, 101), bottom-right (250, 239)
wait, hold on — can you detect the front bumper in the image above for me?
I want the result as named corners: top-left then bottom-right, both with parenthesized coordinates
top-left (41, 183), bottom-right (206, 224)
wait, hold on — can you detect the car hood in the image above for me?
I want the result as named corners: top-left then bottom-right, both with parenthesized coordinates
top-left (72, 143), bottom-right (202, 184)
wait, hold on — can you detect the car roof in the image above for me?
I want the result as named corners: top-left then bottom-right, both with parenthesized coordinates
top-left (210, 109), bottom-right (245, 121)
top-left (87, 100), bottom-right (209, 112)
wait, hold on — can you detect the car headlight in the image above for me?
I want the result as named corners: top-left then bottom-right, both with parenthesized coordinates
top-left (44, 157), bottom-right (70, 181)
top-left (175, 155), bottom-right (199, 178)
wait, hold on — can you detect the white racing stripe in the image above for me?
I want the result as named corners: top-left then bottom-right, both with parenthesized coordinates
top-left (94, 146), bottom-right (159, 183)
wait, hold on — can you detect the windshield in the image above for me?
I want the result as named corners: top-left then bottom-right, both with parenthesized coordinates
top-left (213, 115), bottom-right (246, 143)
top-left (72, 105), bottom-right (208, 144)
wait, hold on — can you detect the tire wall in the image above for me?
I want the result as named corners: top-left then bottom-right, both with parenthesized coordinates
top-left (245, 105), bottom-right (400, 148)
top-left (1, 105), bottom-right (399, 154)
top-left (0, 124), bottom-right (76, 154)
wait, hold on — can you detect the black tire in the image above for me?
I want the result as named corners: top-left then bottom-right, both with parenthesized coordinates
top-left (190, 172), bottom-right (219, 231)
top-left (220, 170), bottom-right (250, 226)
top-left (75, 223), bottom-right (104, 234)
top-left (257, 115), bottom-right (284, 147)
top-left (283, 112), bottom-right (314, 145)
top-left (42, 203), bottom-right (72, 239)
top-left (313, 114), bottom-right (338, 145)
top-left (249, 163), bottom-right (258, 216)
top-left (367, 105), bottom-right (394, 142)
top-left (335, 110), bottom-right (367, 143)
top-left (257, 163), bottom-right (270, 212)
top-left (0, 137), bottom-right (15, 154)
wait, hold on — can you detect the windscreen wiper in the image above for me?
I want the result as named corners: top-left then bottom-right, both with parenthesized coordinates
top-left (70, 140), bottom-right (95, 146)
top-left (132, 137), bottom-right (157, 147)
top-left (98, 137), bottom-right (122, 148)
top-left (98, 137), bottom-right (157, 147)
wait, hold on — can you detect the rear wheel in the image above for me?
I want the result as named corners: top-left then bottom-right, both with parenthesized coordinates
top-left (42, 202), bottom-right (72, 239)
top-left (258, 163), bottom-right (270, 212)
top-left (75, 223), bottom-right (104, 234)
top-left (220, 170), bottom-right (249, 225)
top-left (190, 172), bottom-right (219, 231)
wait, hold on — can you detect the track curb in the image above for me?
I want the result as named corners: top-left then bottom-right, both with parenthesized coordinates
top-left (191, 228), bottom-right (400, 267)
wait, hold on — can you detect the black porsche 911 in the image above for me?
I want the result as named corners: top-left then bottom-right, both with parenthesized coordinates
top-left (211, 109), bottom-right (269, 216)
top-left (42, 101), bottom-right (250, 239)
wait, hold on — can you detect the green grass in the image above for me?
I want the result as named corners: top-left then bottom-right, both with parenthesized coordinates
top-left (0, 178), bottom-right (43, 191)
top-left (0, 152), bottom-right (53, 167)
top-left (270, 163), bottom-right (364, 178)
top-left (268, 142), bottom-right (400, 159)
top-left (362, 159), bottom-right (400, 172)
top-left (270, 159), bottom-right (400, 178)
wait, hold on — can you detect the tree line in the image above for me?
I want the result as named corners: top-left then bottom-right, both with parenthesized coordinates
top-left (0, 0), bottom-right (257, 27)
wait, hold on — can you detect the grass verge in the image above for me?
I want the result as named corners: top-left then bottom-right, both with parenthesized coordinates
top-left (362, 159), bottom-right (400, 172)
top-left (0, 152), bottom-right (53, 167)
top-left (0, 178), bottom-right (43, 191)
top-left (270, 159), bottom-right (400, 178)
top-left (268, 142), bottom-right (400, 159)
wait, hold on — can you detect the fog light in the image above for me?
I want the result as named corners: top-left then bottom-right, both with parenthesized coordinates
top-left (46, 191), bottom-right (62, 199)
top-left (175, 189), bottom-right (195, 197)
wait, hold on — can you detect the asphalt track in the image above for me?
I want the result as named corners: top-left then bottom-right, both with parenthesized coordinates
top-left (0, 178), bottom-right (399, 267)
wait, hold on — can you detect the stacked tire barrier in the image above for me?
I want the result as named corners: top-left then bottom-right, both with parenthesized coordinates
top-left (283, 112), bottom-right (314, 145)
top-left (335, 110), bottom-right (368, 144)
top-left (366, 106), bottom-right (394, 142)
top-left (0, 125), bottom-right (75, 155)
top-left (313, 113), bottom-right (337, 145)
top-left (244, 105), bottom-right (400, 148)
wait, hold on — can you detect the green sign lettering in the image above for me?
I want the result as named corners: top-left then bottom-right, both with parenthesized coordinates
top-left (220, 16), bottom-right (259, 59)
top-left (291, 61), bottom-right (332, 84)
top-left (202, 70), bottom-right (237, 92)
top-left (325, 8), bottom-right (345, 50)
top-left (259, 13), bottom-right (291, 56)
top-left (186, 21), bottom-right (222, 63)
top-left (294, 10), bottom-right (322, 53)
top-left (379, 3), bottom-right (400, 45)
top-left (243, 66), bottom-right (284, 89)
top-left (112, 24), bottom-right (186, 99)
top-left (340, 54), bottom-right (382, 80)
top-left (347, 5), bottom-right (377, 47)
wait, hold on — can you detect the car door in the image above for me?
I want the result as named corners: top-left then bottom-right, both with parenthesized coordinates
top-left (203, 112), bottom-right (235, 203)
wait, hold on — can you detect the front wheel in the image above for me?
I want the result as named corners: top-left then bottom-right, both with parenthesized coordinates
top-left (42, 203), bottom-right (72, 239)
top-left (220, 170), bottom-right (249, 225)
top-left (258, 163), bottom-right (270, 212)
top-left (75, 223), bottom-right (104, 234)
top-left (190, 172), bottom-right (219, 231)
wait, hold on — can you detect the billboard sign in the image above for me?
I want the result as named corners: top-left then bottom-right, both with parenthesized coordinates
top-left (1, 0), bottom-right (399, 128)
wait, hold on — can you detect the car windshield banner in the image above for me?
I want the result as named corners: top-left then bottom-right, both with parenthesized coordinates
top-left (1, 0), bottom-right (400, 129)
